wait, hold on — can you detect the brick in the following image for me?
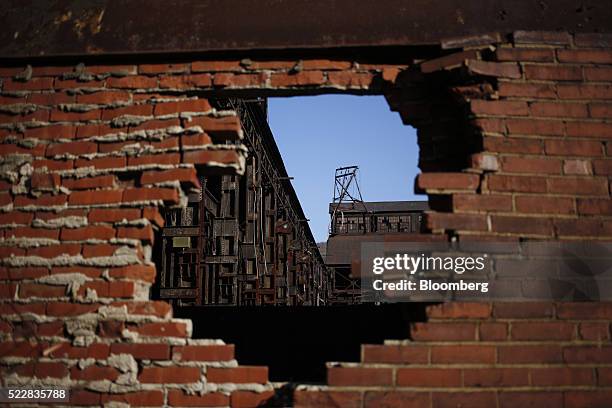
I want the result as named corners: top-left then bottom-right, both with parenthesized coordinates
top-left (143, 207), bottom-right (164, 227)
top-left (499, 392), bottom-right (563, 408)
top-left (483, 136), bottom-right (542, 154)
top-left (453, 194), bottom-right (513, 212)
top-left (557, 303), bottom-right (612, 319)
top-left (565, 391), bottom-right (612, 408)
top-left (69, 189), bottom-right (124, 205)
top-left (593, 159), bottom-right (612, 175)
top-left (110, 343), bottom-right (169, 359)
top-left (270, 71), bottom-right (326, 87)
top-left (417, 173), bottom-right (480, 191)
top-left (187, 116), bottom-right (241, 139)
top-left (302, 59), bottom-right (352, 70)
top-left (4, 266), bottom-right (47, 280)
top-left (101, 104), bottom-right (153, 120)
top-left (24, 125), bottom-right (75, 140)
top-left (46, 302), bottom-right (99, 316)
top-left (524, 64), bottom-right (583, 81)
top-left (584, 66), bottom-right (612, 81)
top-left (82, 243), bottom-right (122, 257)
top-left (183, 149), bottom-right (241, 165)
top-left (598, 368), bottom-right (612, 385)
top-left (557, 84), bottom-right (612, 100)
top-left (109, 264), bottom-right (156, 282)
top-left (78, 281), bottom-right (134, 298)
top-left (71, 365), bottom-right (119, 381)
top-left (487, 175), bottom-right (546, 193)
top-left (123, 187), bottom-right (179, 204)
top-left (362, 344), bottom-right (429, 364)
top-left (397, 368), bottom-right (461, 387)
top-left (102, 391), bottom-right (164, 407)
top-left (411, 322), bottom-right (476, 341)
top-left (426, 213), bottom-right (488, 231)
top-left (464, 368), bottom-right (528, 387)
top-left (62, 175), bottom-right (115, 190)
top-left (491, 216), bottom-right (553, 236)
top-left (0, 283), bottom-right (17, 298)
top-left (191, 60), bottom-right (242, 72)
top-left (0, 211), bottom-right (33, 225)
top-left (27, 243), bottom-right (81, 258)
top-left (501, 156), bottom-right (561, 174)
top-left (113, 300), bottom-right (171, 318)
top-left (496, 47), bottom-right (554, 62)
top-left (471, 100), bottom-right (528, 116)
top-left (515, 196), bottom-right (575, 214)
top-left (28, 92), bottom-right (74, 105)
top-left (49, 109), bottom-right (101, 122)
top-left (3, 77), bottom-right (54, 91)
top-left (498, 345), bottom-right (563, 364)
top-left (98, 320), bottom-right (125, 337)
top-left (512, 322), bottom-right (575, 340)
top-left (558, 49), bottom-right (612, 64)
top-left (479, 322), bottom-right (508, 340)
top-left (590, 103), bottom-right (612, 118)
top-left (106, 76), bottom-right (157, 89)
top-left (154, 99), bottom-right (212, 116)
top-left (207, 366), bottom-right (268, 384)
top-left (432, 392), bottom-right (496, 408)
top-left (566, 121), bottom-right (612, 139)
top-left (19, 283), bottom-right (66, 298)
top-left (327, 71), bottom-right (373, 88)
top-left (544, 139), bottom-right (603, 156)
top-left (426, 302), bottom-right (492, 319)
top-left (173, 345), bottom-right (234, 361)
top-left (514, 31), bottom-right (571, 44)
top-left (431, 345), bottom-right (496, 364)
top-left (420, 50), bottom-right (479, 73)
top-left (531, 367), bottom-right (594, 386)
top-left (127, 153), bottom-right (181, 166)
top-left (130, 321), bottom-right (189, 337)
top-left (466, 60), bottom-right (521, 78)
top-left (141, 168), bottom-right (200, 187)
top-left (181, 133), bottom-right (213, 146)
top-left (139, 63), bottom-right (189, 75)
top-left (10, 226), bottom-right (60, 239)
top-left (530, 102), bottom-right (588, 118)
top-left (575, 33), bottom-right (612, 47)
top-left (130, 118), bottom-right (181, 132)
top-left (577, 198), bottom-right (612, 215)
top-left (168, 390), bottom-right (229, 407)
top-left (214, 72), bottom-right (268, 88)
top-left (31, 173), bottom-right (61, 189)
top-left (75, 123), bottom-right (120, 138)
top-left (88, 208), bottom-right (141, 222)
top-left (159, 73), bottom-right (213, 89)
top-left (498, 82), bottom-right (557, 98)
top-left (75, 156), bottom-right (127, 169)
top-left (138, 366), bottom-right (200, 383)
top-left (231, 391), bottom-right (275, 408)
top-left (76, 91), bottom-right (131, 104)
top-left (564, 346), bottom-right (612, 363)
top-left (506, 118), bottom-right (564, 136)
top-left (563, 159), bottom-right (592, 175)
top-left (46, 141), bottom-right (97, 157)
top-left (547, 177), bottom-right (608, 195)
top-left (327, 366), bottom-right (392, 386)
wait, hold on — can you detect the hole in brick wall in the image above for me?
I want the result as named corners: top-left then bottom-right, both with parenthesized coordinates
top-left (148, 94), bottom-right (429, 382)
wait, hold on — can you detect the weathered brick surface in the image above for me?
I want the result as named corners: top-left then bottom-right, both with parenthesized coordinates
top-left (1, 30), bottom-right (611, 407)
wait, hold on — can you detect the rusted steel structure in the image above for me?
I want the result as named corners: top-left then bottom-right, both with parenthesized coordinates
top-left (156, 99), bottom-right (329, 306)
top-left (326, 200), bottom-right (429, 304)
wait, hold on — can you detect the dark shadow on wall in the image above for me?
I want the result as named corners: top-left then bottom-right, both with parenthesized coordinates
top-left (175, 303), bottom-right (429, 383)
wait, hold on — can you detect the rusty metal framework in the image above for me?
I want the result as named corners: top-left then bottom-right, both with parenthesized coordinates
top-left (156, 99), bottom-right (330, 306)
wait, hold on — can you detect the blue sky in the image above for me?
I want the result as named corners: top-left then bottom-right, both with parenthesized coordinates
top-left (268, 95), bottom-right (423, 242)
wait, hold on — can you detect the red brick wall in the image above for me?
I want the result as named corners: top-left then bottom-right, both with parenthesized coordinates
top-left (0, 30), bottom-right (610, 407)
